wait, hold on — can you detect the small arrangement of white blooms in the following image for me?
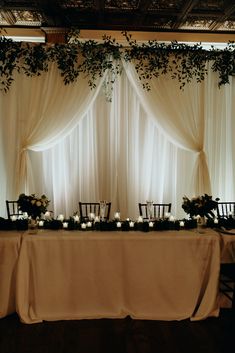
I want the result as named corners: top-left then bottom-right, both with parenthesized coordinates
top-left (17, 193), bottom-right (50, 219)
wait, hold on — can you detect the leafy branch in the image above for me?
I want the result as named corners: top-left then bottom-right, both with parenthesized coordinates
top-left (0, 31), bottom-right (235, 95)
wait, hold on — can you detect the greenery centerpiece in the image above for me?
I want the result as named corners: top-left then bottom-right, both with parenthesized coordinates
top-left (182, 194), bottom-right (219, 220)
top-left (17, 193), bottom-right (50, 220)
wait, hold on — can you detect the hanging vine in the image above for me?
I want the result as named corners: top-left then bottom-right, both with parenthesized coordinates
top-left (0, 29), bottom-right (235, 94)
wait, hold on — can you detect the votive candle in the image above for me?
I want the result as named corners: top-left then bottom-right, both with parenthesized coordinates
top-left (116, 222), bottom-right (122, 228)
top-left (38, 220), bottom-right (44, 227)
top-left (81, 223), bottom-right (87, 229)
top-left (74, 215), bottom-right (80, 222)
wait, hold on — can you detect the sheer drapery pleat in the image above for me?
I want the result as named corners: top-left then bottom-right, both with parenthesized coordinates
top-left (0, 63), bottom-right (106, 197)
top-left (29, 71), bottom-right (195, 219)
top-left (122, 60), bottom-right (211, 196)
top-left (204, 68), bottom-right (235, 201)
top-left (0, 61), bottom-right (235, 219)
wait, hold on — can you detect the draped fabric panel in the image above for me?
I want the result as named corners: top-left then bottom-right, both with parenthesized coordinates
top-left (0, 63), bottom-right (106, 198)
top-left (122, 60), bottom-right (211, 196)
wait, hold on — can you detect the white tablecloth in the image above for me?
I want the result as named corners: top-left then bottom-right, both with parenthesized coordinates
top-left (16, 229), bottom-right (220, 323)
top-left (0, 231), bottom-right (22, 318)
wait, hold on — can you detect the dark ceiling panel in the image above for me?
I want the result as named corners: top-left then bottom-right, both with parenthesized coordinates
top-left (0, 0), bottom-right (235, 32)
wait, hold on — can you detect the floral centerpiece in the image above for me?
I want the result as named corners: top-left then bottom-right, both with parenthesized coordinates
top-left (182, 194), bottom-right (219, 219)
top-left (17, 193), bottom-right (50, 219)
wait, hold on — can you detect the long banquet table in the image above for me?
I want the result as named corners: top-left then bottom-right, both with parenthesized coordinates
top-left (14, 228), bottom-right (221, 324)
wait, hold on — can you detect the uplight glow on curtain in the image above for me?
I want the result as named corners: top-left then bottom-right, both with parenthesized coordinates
top-left (29, 71), bottom-right (196, 219)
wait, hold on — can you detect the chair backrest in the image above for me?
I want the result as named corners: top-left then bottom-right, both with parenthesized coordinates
top-left (79, 201), bottom-right (111, 222)
top-left (138, 202), bottom-right (172, 220)
top-left (6, 200), bottom-right (21, 219)
top-left (216, 202), bottom-right (235, 218)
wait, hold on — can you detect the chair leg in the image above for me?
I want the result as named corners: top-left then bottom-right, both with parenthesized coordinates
top-left (232, 287), bottom-right (235, 311)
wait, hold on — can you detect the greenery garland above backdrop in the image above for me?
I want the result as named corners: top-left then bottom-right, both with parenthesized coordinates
top-left (0, 29), bottom-right (235, 95)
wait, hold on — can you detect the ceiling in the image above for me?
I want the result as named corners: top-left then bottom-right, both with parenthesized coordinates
top-left (0, 0), bottom-right (235, 42)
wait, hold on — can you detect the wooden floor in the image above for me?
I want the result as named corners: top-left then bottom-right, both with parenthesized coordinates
top-left (0, 310), bottom-right (234, 353)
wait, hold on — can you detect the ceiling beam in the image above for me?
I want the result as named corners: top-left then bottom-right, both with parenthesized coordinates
top-left (78, 29), bottom-right (235, 44)
top-left (209, 3), bottom-right (235, 31)
top-left (171, 0), bottom-right (200, 30)
top-left (135, 0), bottom-right (152, 25)
top-left (1, 10), bottom-right (16, 25)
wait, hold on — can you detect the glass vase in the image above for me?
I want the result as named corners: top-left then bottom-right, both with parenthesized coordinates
top-left (28, 217), bottom-right (38, 234)
top-left (99, 201), bottom-right (107, 221)
top-left (197, 215), bottom-right (207, 232)
top-left (146, 201), bottom-right (154, 221)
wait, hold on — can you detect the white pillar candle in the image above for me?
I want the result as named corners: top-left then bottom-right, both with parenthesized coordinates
top-left (38, 220), bottom-right (44, 227)
top-left (11, 215), bottom-right (17, 221)
top-left (45, 211), bottom-right (51, 219)
top-left (179, 221), bottom-right (185, 227)
top-left (137, 216), bottom-right (143, 223)
top-left (89, 212), bottom-right (95, 220)
top-left (169, 215), bottom-right (175, 222)
top-left (149, 221), bottom-right (154, 227)
top-left (87, 221), bottom-right (92, 227)
top-left (58, 214), bottom-right (64, 222)
top-left (114, 212), bottom-right (120, 220)
top-left (129, 221), bottom-right (134, 228)
top-left (214, 218), bottom-right (219, 224)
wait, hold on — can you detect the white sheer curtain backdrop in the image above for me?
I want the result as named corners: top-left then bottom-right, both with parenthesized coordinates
top-left (122, 60), bottom-right (211, 197)
top-left (1, 59), bottom-right (235, 218)
top-left (28, 69), bottom-right (195, 219)
top-left (0, 63), bottom-right (106, 204)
